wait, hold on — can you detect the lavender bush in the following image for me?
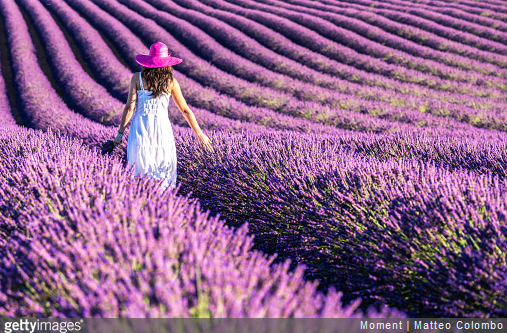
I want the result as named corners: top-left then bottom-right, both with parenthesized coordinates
top-left (0, 126), bottom-right (404, 318)
top-left (175, 130), bottom-right (507, 317)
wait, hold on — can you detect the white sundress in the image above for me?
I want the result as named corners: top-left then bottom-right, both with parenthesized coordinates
top-left (127, 72), bottom-right (177, 191)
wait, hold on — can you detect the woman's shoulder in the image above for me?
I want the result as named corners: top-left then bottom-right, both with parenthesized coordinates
top-left (171, 77), bottom-right (180, 92)
top-left (131, 72), bottom-right (141, 89)
top-left (131, 72), bottom-right (141, 81)
top-left (167, 77), bottom-right (177, 94)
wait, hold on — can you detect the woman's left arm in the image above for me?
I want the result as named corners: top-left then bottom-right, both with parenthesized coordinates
top-left (114, 74), bottom-right (137, 144)
top-left (171, 78), bottom-right (213, 152)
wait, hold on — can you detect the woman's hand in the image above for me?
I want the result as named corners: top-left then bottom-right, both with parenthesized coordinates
top-left (197, 133), bottom-right (213, 152)
top-left (113, 133), bottom-right (123, 145)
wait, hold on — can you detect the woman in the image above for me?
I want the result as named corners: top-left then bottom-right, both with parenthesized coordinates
top-left (113, 42), bottom-right (213, 191)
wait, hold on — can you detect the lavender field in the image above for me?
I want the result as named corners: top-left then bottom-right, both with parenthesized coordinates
top-left (0, 0), bottom-right (506, 318)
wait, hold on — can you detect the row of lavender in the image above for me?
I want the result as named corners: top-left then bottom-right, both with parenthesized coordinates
top-left (0, 61), bottom-right (15, 128)
top-left (0, 0), bottom-right (397, 318)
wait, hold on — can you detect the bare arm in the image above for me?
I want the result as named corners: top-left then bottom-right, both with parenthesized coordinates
top-left (114, 74), bottom-right (137, 144)
top-left (171, 78), bottom-right (213, 152)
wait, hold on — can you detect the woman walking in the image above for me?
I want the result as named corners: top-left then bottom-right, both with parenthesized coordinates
top-left (113, 42), bottom-right (213, 191)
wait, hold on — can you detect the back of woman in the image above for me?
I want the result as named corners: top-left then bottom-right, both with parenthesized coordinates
top-left (127, 68), bottom-right (177, 191)
top-left (112, 42), bottom-right (213, 192)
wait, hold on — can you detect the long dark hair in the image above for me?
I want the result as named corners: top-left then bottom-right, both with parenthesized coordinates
top-left (141, 66), bottom-right (174, 98)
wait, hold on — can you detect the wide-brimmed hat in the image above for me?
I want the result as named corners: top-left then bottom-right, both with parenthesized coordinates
top-left (135, 42), bottom-right (182, 68)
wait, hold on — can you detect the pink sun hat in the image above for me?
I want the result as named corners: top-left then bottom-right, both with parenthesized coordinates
top-left (135, 42), bottom-right (182, 68)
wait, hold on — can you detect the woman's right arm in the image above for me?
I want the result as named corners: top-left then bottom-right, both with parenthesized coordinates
top-left (114, 74), bottom-right (137, 144)
top-left (171, 78), bottom-right (213, 152)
